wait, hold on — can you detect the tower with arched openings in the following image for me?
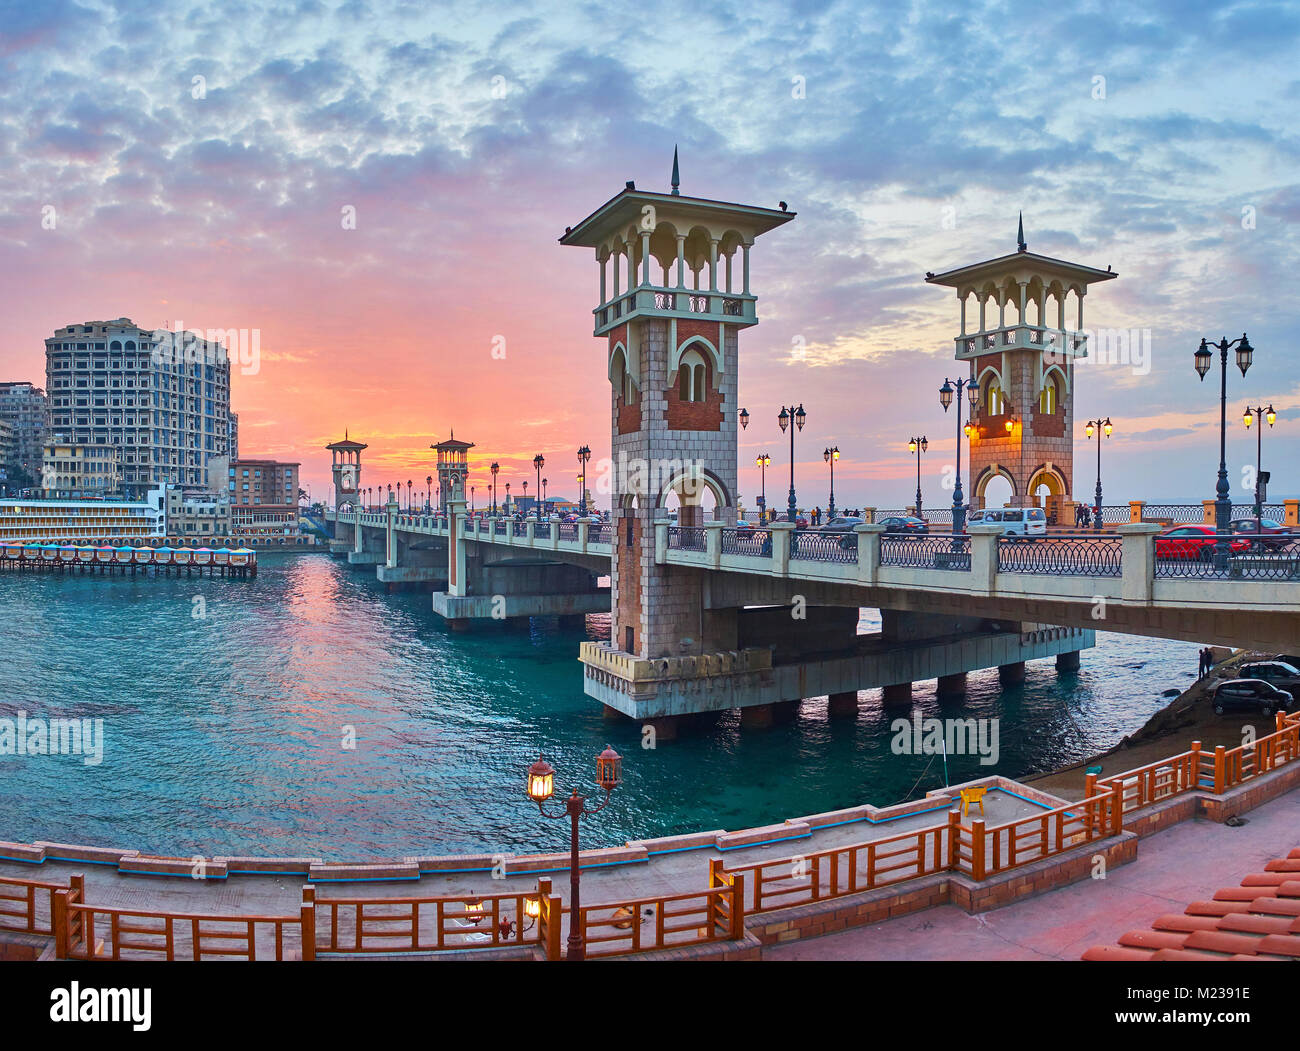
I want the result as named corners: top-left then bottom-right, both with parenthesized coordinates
top-left (925, 218), bottom-right (1117, 521)
top-left (560, 154), bottom-right (794, 667)
top-left (327, 432), bottom-right (366, 511)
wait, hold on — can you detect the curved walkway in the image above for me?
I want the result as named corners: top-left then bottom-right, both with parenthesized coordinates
top-left (763, 783), bottom-right (1300, 960)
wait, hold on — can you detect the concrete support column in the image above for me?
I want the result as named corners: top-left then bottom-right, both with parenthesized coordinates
top-left (655, 520), bottom-right (669, 564)
top-left (708, 238), bottom-right (718, 292)
top-left (828, 690), bottom-right (859, 718)
top-left (959, 295), bottom-right (967, 336)
top-left (882, 682), bottom-right (913, 708)
top-left (978, 295), bottom-right (987, 333)
top-left (999, 661), bottom-right (1026, 684)
top-left (1119, 523), bottom-right (1160, 603)
top-left (769, 522), bottom-right (794, 576)
top-left (1056, 650), bottom-right (1081, 672)
top-left (525, 520), bottom-right (536, 544)
top-left (740, 701), bottom-right (797, 729)
top-left (675, 234), bottom-right (686, 289)
top-left (578, 520), bottom-right (590, 552)
top-left (353, 508), bottom-right (364, 554)
top-left (854, 522), bottom-right (884, 584)
top-left (385, 494), bottom-right (398, 568)
top-left (937, 672), bottom-right (967, 699)
top-left (640, 230), bottom-right (651, 286)
top-left (548, 515), bottom-right (562, 551)
top-left (969, 524), bottom-right (1000, 592)
top-left (598, 250), bottom-right (606, 305)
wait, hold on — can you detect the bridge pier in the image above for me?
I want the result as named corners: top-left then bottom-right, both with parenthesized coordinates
top-left (881, 682), bottom-right (913, 708)
top-left (827, 690), bottom-right (859, 718)
top-left (999, 661), bottom-right (1027, 685)
top-left (937, 671), bottom-right (968, 699)
top-left (1056, 650), bottom-right (1081, 672)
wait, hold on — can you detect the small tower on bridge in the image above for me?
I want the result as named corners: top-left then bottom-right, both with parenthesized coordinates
top-left (560, 154), bottom-right (794, 664)
top-left (431, 433), bottom-right (474, 512)
top-left (926, 219), bottom-right (1117, 521)
top-left (327, 432), bottom-right (367, 511)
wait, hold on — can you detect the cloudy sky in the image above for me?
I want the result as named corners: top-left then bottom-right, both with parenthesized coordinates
top-left (2, 0), bottom-right (1298, 506)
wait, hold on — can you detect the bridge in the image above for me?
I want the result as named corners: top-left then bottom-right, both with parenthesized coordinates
top-left (322, 505), bottom-right (1300, 733)
top-left (319, 163), bottom-right (1300, 736)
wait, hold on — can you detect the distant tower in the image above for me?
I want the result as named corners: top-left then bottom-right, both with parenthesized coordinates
top-left (431, 433), bottom-right (474, 512)
top-left (560, 155), bottom-right (793, 661)
top-left (926, 220), bottom-right (1116, 519)
top-left (327, 432), bottom-right (366, 510)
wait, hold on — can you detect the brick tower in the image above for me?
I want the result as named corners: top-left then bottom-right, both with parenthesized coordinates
top-left (327, 432), bottom-right (366, 510)
top-left (925, 217), bottom-right (1117, 521)
top-left (560, 154), bottom-right (793, 668)
top-left (432, 433), bottom-right (474, 512)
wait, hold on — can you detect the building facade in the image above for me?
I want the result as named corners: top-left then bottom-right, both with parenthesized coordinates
top-left (0, 419), bottom-right (12, 489)
top-left (229, 458), bottom-right (300, 535)
top-left (0, 490), bottom-right (165, 543)
top-left (0, 381), bottom-right (49, 481)
top-left (44, 319), bottom-right (232, 498)
top-left (164, 486), bottom-right (231, 537)
top-left (41, 438), bottom-right (123, 498)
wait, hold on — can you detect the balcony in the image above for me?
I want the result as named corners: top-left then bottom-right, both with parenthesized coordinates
top-left (954, 325), bottom-right (1088, 361)
top-left (593, 285), bottom-right (756, 335)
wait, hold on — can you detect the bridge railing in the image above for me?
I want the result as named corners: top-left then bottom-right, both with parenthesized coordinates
top-left (667, 526), bottom-right (707, 552)
top-left (996, 534), bottom-right (1122, 576)
top-left (589, 523), bottom-right (612, 545)
top-left (721, 527), bottom-right (771, 557)
top-left (789, 530), bottom-right (857, 563)
top-left (880, 533), bottom-right (970, 570)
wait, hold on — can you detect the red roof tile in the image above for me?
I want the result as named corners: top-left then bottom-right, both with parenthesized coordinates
top-left (1085, 845), bottom-right (1300, 962)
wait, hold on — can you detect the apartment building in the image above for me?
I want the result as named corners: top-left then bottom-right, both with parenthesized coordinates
top-left (41, 437), bottom-right (122, 498)
top-left (44, 319), bottom-right (231, 498)
top-left (229, 458), bottom-right (300, 535)
top-left (0, 381), bottom-right (49, 480)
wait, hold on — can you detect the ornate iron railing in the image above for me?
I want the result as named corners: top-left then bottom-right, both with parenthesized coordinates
top-left (654, 291), bottom-right (676, 310)
top-left (667, 526), bottom-right (706, 552)
top-left (512, 520), bottom-right (529, 537)
top-left (722, 298), bottom-right (744, 316)
top-left (721, 528), bottom-right (771, 557)
top-left (589, 523), bottom-right (612, 545)
top-left (557, 523), bottom-right (579, 542)
top-left (789, 529), bottom-right (857, 563)
top-left (1142, 504), bottom-right (1203, 523)
top-left (880, 534), bottom-right (971, 570)
top-left (997, 534), bottom-right (1122, 576)
top-left (534, 522), bottom-right (551, 540)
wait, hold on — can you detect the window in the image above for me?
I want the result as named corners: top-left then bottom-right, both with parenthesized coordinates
top-left (983, 375), bottom-right (1004, 415)
top-left (1039, 372), bottom-right (1062, 415)
top-left (676, 347), bottom-right (708, 403)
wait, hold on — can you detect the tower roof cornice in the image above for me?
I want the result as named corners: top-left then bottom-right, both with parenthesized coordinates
top-left (925, 250), bottom-right (1116, 292)
top-left (560, 188), bottom-right (794, 247)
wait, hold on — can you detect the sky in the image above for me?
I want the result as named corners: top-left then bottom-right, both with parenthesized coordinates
top-left (1, 0), bottom-right (1298, 508)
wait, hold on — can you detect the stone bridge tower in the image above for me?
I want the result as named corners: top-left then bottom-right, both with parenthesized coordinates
top-left (327, 432), bottom-right (366, 510)
top-left (925, 218), bottom-right (1117, 522)
top-left (560, 155), bottom-right (794, 669)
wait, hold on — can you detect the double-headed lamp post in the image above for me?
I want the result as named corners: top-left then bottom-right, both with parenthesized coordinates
top-left (1084, 418), bottom-right (1113, 533)
top-left (756, 453), bottom-right (771, 523)
top-left (490, 462), bottom-right (500, 515)
top-left (823, 447), bottom-right (839, 519)
top-left (426, 475), bottom-right (433, 513)
top-left (577, 445), bottom-right (592, 515)
top-left (1194, 333), bottom-right (1254, 564)
top-left (526, 747), bottom-right (623, 961)
top-left (777, 404), bottom-right (807, 522)
top-left (939, 377), bottom-right (980, 534)
top-left (533, 454), bottom-right (545, 518)
top-left (1243, 404), bottom-right (1276, 539)
top-left (907, 436), bottom-right (928, 518)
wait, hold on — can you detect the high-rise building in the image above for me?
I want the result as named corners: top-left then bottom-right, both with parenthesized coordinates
top-left (0, 381), bottom-right (50, 481)
top-left (229, 458), bottom-right (300, 535)
top-left (229, 411), bottom-right (239, 461)
top-left (0, 419), bottom-right (13, 489)
top-left (44, 319), bottom-right (231, 498)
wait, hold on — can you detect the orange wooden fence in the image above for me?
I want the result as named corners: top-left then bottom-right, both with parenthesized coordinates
top-left (964, 791), bottom-right (1119, 880)
top-left (0, 874), bottom-right (69, 936)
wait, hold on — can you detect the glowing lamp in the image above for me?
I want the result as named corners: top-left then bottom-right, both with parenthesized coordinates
top-left (527, 756), bottom-right (555, 802)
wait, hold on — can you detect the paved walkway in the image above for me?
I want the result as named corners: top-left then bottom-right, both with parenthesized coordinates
top-left (0, 787), bottom-right (1043, 919)
top-left (764, 786), bottom-right (1300, 960)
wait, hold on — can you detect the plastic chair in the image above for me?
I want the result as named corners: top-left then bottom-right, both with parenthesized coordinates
top-left (959, 785), bottom-right (986, 817)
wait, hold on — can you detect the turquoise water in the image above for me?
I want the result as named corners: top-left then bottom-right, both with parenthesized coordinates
top-left (0, 553), bottom-right (1199, 860)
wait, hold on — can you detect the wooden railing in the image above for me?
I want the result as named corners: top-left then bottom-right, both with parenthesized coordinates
top-left (723, 818), bottom-right (954, 914)
top-left (965, 791), bottom-right (1119, 880)
top-left (1094, 747), bottom-right (1206, 814)
top-left (0, 873), bottom-right (70, 935)
top-left (571, 866), bottom-right (745, 959)
top-left (55, 893), bottom-right (309, 961)
top-left (311, 883), bottom-right (549, 954)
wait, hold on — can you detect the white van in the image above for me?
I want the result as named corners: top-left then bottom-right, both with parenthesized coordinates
top-left (967, 507), bottom-right (1047, 536)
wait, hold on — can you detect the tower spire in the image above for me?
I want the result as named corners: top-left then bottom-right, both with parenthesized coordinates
top-left (670, 146), bottom-right (680, 196)
top-left (1017, 212), bottom-right (1027, 253)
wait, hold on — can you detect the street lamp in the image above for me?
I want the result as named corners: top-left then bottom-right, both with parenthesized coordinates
top-left (471, 485), bottom-right (476, 514)
top-left (1243, 403), bottom-right (1276, 542)
top-left (907, 436), bottom-right (928, 518)
top-left (739, 407), bottom-right (749, 431)
top-left (533, 454), bottom-right (545, 519)
top-left (406, 479), bottom-right (412, 513)
top-left (526, 746), bottom-right (622, 961)
top-left (490, 462), bottom-right (500, 515)
top-left (1084, 418), bottom-right (1113, 533)
top-left (755, 453), bottom-right (771, 523)
top-left (777, 404), bottom-right (806, 523)
top-left (1194, 333), bottom-right (1254, 565)
top-left (823, 446), bottom-right (839, 519)
top-left (542, 477), bottom-right (548, 515)
top-left (577, 445), bottom-right (592, 515)
top-left (426, 475), bottom-right (433, 513)
top-left (939, 377), bottom-right (979, 534)
top-left (505, 481), bottom-right (511, 515)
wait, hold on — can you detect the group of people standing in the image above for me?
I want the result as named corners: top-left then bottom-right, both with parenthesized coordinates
top-left (1073, 503), bottom-right (1095, 528)
top-left (1198, 647), bottom-right (1217, 678)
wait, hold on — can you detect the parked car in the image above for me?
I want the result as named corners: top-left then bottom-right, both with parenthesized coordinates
top-left (878, 516), bottom-right (928, 535)
top-left (1236, 660), bottom-right (1300, 693)
top-left (818, 515), bottom-right (865, 533)
top-left (735, 520), bottom-right (755, 532)
top-left (1155, 525), bottom-right (1251, 561)
top-left (1212, 678), bottom-right (1295, 716)
top-left (1228, 518), bottom-right (1295, 551)
top-left (965, 507), bottom-right (1046, 536)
